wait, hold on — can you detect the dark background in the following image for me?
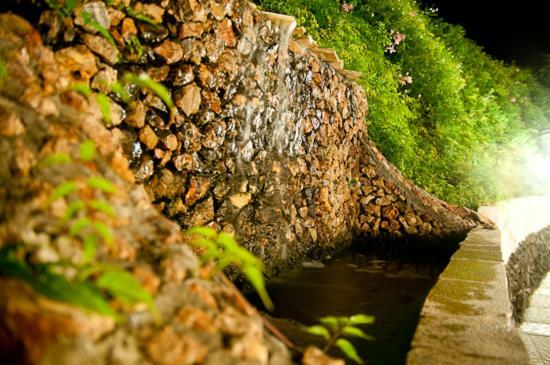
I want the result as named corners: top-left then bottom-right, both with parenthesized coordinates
top-left (423, 0), bottom-right (550, 68)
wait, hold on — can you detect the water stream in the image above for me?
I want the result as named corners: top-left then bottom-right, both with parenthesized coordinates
top-left (249, 244), bottom-right (451, 365)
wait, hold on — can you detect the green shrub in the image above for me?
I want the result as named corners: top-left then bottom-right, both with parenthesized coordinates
top-left (256, 0), bottom-right (550, 207)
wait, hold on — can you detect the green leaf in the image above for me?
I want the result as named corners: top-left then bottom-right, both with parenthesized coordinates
top-left (305, 325), bottom-right (331, 340)
top-left (81, 11), bottom-right (115, 46)
top-left (93, 221), bottom-right (114, 247)
top-left (0, 58), bottom-right (6, 87)
top-left (79, 140), bottom-right (97, 161)
top-left (71, 83), bottom-right (93, 97)
top-left (88, 200), bottom-right (116, 217)
top-left (215, 253), bottom-right (243, 271)
top-left (69, 217), bottom-right (92, 236)
top-left (0, 251), bottom-right (117, 318)
top-left (95, 269), bottom-right (150, 304)
top-left (125, 36), bottom-right (144, 59)
top-left (110, 81), bottom-right (131, 103)
top-left (342, 326), bottom-right (375, 341)
top-left (242, 266), bottom-right (274, 311)
top-left (41, 153), bottom-right (72, 166)
top-left (124, 7), bottom-right (157, 25)
top-left (82, 234), bottom-right (98, 263)
top-left (187, 226), bottom-right (217, 239)
top-left (335, 338), bottom-right (364, 364)
top-left (320, 316), bottom-right (340, 329)
top-left (349, 314), bottom-right (375, 325)
top-left (62, 200), bottom-right (86, 222)
top-left (87, 176), bottom-right (117, 194)
top-left (50, 181), bottom-right (78, 201)
top-left (123, 73), bottom-right (174, 109)
top-left (95, 269), bottom-right (159, 321)
top-left (96, 93), bottom-right (113, 124)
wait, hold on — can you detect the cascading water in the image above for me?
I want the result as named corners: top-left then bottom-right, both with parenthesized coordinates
top-left (228, 13), bottom-right (299, 267)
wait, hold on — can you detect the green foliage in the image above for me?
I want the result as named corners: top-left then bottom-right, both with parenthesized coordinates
top-left (0, 58), bottom-right (6, 88)
top-left (79, 139), bottom-right (97, 161)
top-left (95, 93), bottom-right (113, 124)
top-left (44, 0), bottom-right (78, 18)
top-left (187, 227), bottom-right (274, 311)
top-left (50, 181), bottom-right (78, 201)
top-left (86, 176), bottom-right (118, 194)
top-left (122, 73), bottom-right (175, 110)
top-left (1, 141), bottom-right (158, 321)
top-left (0, 246), bottom-right (117, 318)
top-left (256, 0), bottom-right (550, 207)
top-left (71, 73), bottom-right (174, 125)
top-left (126, 36), bottom-right (145, 59)
top-left (95, 268), bottom-right (160, 321)
top-left (81, 10), bottom-right (115, 46)
top-left (41, 152), bottom-right (72, 166)
top-left (305, 314), bottom-right (375, 364)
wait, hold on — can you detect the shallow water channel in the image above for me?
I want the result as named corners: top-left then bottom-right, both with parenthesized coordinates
top-left (254, 245), bottom-right (452, 365)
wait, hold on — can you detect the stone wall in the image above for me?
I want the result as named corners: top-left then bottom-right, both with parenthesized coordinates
top-left (507, 226), bottom-right (550, 321)
top-left (31, 0), bottom-right (481, 274)
top-left (479, 195), bottom-right (550, 262)
top-left (479, 196), bottom-right (550, 321)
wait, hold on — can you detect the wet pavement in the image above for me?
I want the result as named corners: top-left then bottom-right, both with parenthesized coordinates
top-left (521, 272), bottom-right (550, 364)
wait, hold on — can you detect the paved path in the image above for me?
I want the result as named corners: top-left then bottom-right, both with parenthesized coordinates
top-left (521, 272), bottom-right (550, 364)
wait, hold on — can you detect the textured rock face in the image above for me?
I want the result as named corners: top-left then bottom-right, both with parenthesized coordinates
top-left (27, 0), bottom-right (480, 274)
top-left (507, 226), bottom-right (550, 322)
top-left (0, 13), bottom-right (291, 365)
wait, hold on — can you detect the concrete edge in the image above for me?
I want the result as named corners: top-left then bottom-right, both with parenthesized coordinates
top-left (406, 228), bottom-right (529, 365)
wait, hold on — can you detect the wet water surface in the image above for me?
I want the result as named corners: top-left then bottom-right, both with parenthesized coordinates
top-left (255, 247), bottom-right (451, 365)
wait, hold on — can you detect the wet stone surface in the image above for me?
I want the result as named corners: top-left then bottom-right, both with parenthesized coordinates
top-left (16, 0), bottom-right (479, 274)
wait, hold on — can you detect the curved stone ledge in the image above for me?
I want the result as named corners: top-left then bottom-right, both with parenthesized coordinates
top-left (507, 226), bottom-right (550, 322)
top-left (407, 228), bottom-right (529, 365)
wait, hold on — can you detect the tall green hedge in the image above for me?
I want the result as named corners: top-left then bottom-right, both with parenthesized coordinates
top-left (255, 0), bottom-right (550, 207)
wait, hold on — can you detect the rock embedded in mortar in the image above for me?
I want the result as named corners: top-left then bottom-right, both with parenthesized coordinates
top-left (176, 83), bottom-right (202, 116)
top-left (81, 33), bottom-right (120, 66)
top-left (154, 39), bottom-right (184, 64)
top-left (75, 1), bottom-right (110, 33)
top-left (218, 18), bottom-right (237, 47)
top-left (90, 65), bottom-right (117, 93)
top-left (230, 193), bottom-right (252, 209)
top-left (55, 46), bottom-right (99, 83)
top-left (180, 21), bottom-right (208, 38)
top-left (125, 101), bottom-right (147, 129)
top-left (139, 125), bottom-right (159, 150)
top-left (169, 64), bottom-right (194, 87)
top-left (187, 196), bottom-right (215, 226)
top-left (121, 17), bottom-right (138, 40)
top-left (210, 0), bottom-right (227, 21)
top-left (185, 176), bottom-right (211, 206)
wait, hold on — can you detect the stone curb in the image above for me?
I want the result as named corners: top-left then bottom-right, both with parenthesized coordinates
top-left (406, 228), bottom-right (529, 365)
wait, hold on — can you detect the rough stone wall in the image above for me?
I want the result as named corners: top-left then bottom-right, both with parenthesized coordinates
top-left (27, 0), bottom-right (481, 276)
top-left (0, 13), bottom-right (292, 364)
top-left (507, 226), bottom-right (550, 322)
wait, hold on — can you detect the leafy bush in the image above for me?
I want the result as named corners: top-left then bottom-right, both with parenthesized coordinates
top-left (305, 314), bottom-right (375, 364)
top-left (187, 226), bottom-right (274, 311)
top-left (256, 0), bottom-right (550, 207)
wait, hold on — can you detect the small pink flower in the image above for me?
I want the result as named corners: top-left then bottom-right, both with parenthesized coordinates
top-left (400, 75), bottom-right (413, 85)
top-left (342, 3), bottom-right (354, 13)
top-left (393, 32), bottom-right (406, 45)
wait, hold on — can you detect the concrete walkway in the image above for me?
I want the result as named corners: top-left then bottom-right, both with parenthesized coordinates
top-left (521, 272), bottom-right (550, 364)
